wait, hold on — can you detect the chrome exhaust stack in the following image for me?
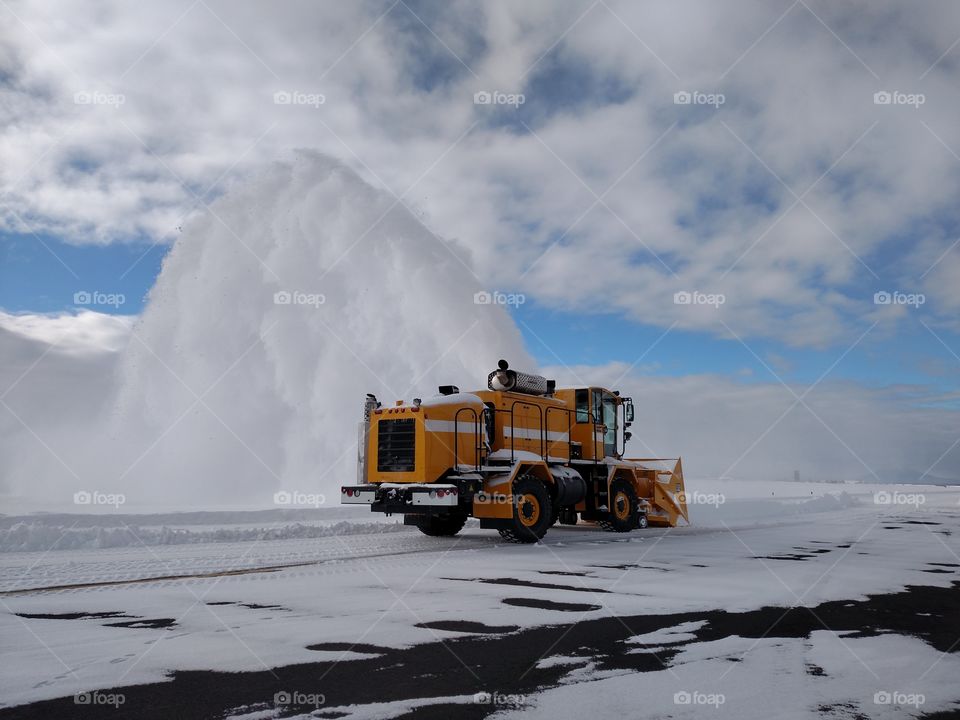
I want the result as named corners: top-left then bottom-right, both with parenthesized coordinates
top-left (487, 359), bottom-right (556, 396)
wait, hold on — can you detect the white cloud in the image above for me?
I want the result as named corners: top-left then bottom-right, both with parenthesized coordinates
top-left (2, 0), bottom-right (959, 344)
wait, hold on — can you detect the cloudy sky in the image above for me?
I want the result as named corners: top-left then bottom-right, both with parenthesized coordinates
top-left (1, 0), bottom-right (959, 507)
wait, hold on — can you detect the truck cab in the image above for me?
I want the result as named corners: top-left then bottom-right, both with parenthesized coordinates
top-left (554, 387), bottom-right (634, 461)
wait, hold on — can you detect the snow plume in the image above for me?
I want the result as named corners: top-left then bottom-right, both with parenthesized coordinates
top-left (0, 153), bottom-right (529, 509)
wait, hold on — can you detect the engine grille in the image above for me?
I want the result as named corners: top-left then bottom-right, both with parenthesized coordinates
top-left (376, 418), bottom-right (416, 472)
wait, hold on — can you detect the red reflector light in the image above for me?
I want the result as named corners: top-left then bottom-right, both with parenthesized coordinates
top-left (436, 489), bottom-right (445, 498)
top-left (346, 488), bottom-right (354, 497)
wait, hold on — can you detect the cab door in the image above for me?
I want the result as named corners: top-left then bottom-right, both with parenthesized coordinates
top-left (592, 389), bottom-right (618, 459)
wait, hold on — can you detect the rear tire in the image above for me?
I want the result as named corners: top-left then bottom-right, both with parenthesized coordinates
top-left (497, 476), bottom-right (552, 544)
top-left (599, 478), bottom-right (640, 532)
top-left (414, 512), bottom-right (468, 537)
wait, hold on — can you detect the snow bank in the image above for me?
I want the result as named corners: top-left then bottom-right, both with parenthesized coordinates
top-left (0, 519), bottom-right (409, 553)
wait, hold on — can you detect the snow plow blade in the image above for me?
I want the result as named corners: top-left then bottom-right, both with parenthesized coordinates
top-left (627, 457), bottom-right (688, 527)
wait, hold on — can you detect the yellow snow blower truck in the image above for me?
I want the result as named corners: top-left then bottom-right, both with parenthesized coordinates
top-left (341, 360), bottom-right (688, 542)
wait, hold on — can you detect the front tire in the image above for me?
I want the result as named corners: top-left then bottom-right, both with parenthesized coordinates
top-left (415, 512), bottom-right (468, 537)
top-left (599, 478), bottom-right (640, 532)
top-left (498, 476), bottom-right (552, 543)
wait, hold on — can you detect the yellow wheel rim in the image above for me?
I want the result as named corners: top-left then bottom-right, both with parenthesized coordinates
top-left (613, 491), bottom-right (631, 521)
top-left (518, 493), bottom-right (541, 527)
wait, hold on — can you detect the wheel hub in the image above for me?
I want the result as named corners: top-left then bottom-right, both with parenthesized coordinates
top-left (518, 493), bottom-right (540, 526)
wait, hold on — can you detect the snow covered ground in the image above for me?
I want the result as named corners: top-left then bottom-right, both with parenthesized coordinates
top-left (1, 480), bottom-right (959, 719)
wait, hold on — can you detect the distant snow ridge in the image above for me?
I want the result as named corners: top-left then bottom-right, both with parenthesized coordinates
top-left (0, 520), bottom-right (409, 553)
top-left (796, 491), bottom-right (859, 513)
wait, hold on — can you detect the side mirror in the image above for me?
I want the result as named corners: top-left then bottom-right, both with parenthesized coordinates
top-left (624, 431), bottom-right (632, 442)
top-left (625, 400), bottom-right (634, 423)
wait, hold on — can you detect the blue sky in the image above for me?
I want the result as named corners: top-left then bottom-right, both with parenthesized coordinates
top-left (3, 230), bottom-right (956, 406)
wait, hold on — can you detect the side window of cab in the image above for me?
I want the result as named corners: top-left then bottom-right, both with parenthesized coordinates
top-left (575, 389), bottom-right (590, 423)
